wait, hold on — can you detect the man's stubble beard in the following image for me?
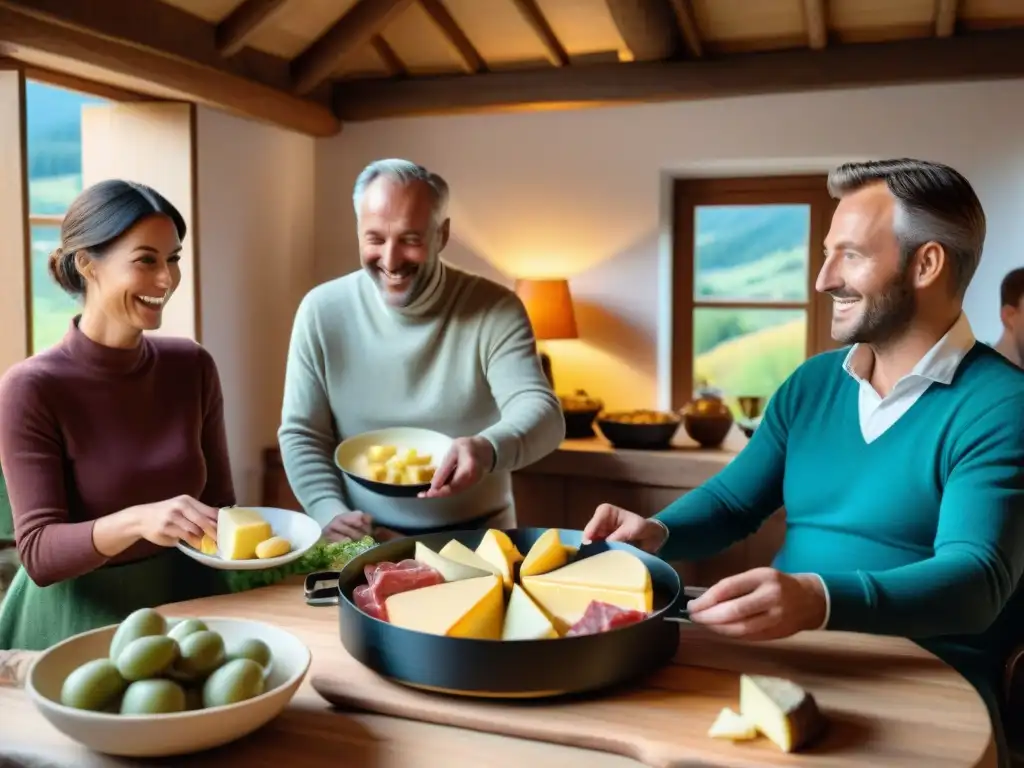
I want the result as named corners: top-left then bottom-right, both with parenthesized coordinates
top-left (833, 265), bottom-right (917, 348)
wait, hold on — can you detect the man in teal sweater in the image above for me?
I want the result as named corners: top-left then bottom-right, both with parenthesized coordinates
top-left (584, 158), bottom-right (1024, 765)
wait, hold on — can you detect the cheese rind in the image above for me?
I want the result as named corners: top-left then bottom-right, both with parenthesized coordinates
top-left (707, 707), bottom-right (758, 740)
top-left (385, 575), bottom-right (504, 639)
top-left (217, 507), bottom-right (272, 560)
top-left (739, 674), bottom-right (825, 753)
top-left (502, 584), bottom-right (559, 640)
top-left (438, 540), bottom-right (503, 578)
top-left (414, 542), bottom-right (492, 582)
top-left (519, 529), bottom-right (568, 577)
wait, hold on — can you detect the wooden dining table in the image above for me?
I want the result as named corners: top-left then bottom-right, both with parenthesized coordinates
top-left (0, 576), bottom-right (998, 767)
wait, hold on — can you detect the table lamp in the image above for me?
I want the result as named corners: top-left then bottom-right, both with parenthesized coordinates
top-left (514, 277), bottom-right (578, 391)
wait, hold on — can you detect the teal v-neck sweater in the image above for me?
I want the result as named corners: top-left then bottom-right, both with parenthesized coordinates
top-left (657, 343), bottom-right (1024, 667)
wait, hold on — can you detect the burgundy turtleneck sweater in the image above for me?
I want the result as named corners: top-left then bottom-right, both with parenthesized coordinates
top-left (0, 317), bottom-right (235, 587)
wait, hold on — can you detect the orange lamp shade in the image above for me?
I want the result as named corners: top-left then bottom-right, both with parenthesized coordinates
top-left (514, 278), bottom-right (578, 341)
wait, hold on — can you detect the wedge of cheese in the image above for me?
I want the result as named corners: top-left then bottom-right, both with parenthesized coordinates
top-left (520, 550), bottom-right (652, 632)
top-left (502, 584), bottom-right (558, 640)
top-left (739, 674), bottom-right (825, 753)
top-left (217, 507), bottom-right (272, 560)
top-left (519, 529), bottom-right (568, 577)
top-left (474, 529), bottom-right (523, 590)
top-left (385, 574), bottom-right (504, 639)
top-left (438, 539), bottom-right (502, 579)
top-left (707, 707), bottom-right (758, 741)
top-left (414, 542), bottom-right (492, 582)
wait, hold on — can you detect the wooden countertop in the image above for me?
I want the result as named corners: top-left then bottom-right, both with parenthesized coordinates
top-left (0, 577), bottom-right (997, 767)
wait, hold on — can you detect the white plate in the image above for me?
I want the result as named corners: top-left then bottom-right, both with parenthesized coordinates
top-left (334, 426), bottom-right (454, 498)
top-left (27, 616), bottom-right (311, 757)
top-left (176, 507), bottom-right (322, 571)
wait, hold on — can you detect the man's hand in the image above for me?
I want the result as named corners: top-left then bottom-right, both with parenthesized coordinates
top-left (686, 567), bottom-right (826, 641)
top-left (418, 437), bottom-right (495, 499)
top-left (322, 510), bottom-right (374, 543)
top-left (581, 503), bottom-right (669, 554)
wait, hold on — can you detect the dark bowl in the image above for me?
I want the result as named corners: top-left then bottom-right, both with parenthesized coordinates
top-left (596, 416), bottom-right (681, 450)
top-left (681, 413), bottom-right (733, 448)
top-left (563, 407), bottom-right (601, 439)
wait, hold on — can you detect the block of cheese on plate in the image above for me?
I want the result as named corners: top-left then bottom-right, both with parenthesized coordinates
top-left (739, 674), bottom-right (825, 753)
top-left (502, 584), bottom-right (558, 640)
top-left (414, 542), bottom-right (492, 582)
top-left (385, 574), bottom-right (504, 639)
top-left (217, 507), bottom-right (273, 560)
top-left (474, 530), bottom-right (523, 590)
top-left (438, 539), bottom-right (502, 579)
top-left (519, 529), bottom-right (568, 577)
top-left (521, 550), bottom-right (652, 633)
top-left (707, 707), bottom-right (758, 741)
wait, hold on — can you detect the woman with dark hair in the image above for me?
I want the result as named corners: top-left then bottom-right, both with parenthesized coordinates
top-left (0, 179), bottom-right (235, 651)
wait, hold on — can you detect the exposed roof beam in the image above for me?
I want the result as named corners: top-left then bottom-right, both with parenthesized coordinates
top-left (419, 0), bottom-right (486, 74)
top-left (291, 0), bottom-right (414, 95)
top-left (216, 0), bottom-right (290, 57)
top-left (332, 29), bottom-right (1024, 121)
top-left (370, 34), bottom-right (406, 77)
top-left (802, 0), bottom-right (828, 50)
top-left (509, 0), bottom-right (568, 68)
top-left (3, 58), bottom-right (154, 101)
top-left (666, 0), bottom-right (703, 58)
top-left (935, 0), bottom-right (959, 37)
top-left (605, 0), bottom-right (681, 61)
top-left (0, 2), bottom-right (340, 136)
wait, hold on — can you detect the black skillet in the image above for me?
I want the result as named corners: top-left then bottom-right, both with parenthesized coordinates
top-left (304, 527), bottom-right (692, 699)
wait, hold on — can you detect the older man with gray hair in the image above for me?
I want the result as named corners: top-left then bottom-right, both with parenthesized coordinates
top-left (278, 159), bottom-right (564, 543)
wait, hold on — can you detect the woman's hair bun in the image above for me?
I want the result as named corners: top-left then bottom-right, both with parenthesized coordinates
top-left (47, 246), bottom-right (85, 297)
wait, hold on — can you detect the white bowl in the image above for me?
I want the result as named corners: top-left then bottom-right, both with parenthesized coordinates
top-left (176, 506), bottom-right (322, 570)
top-left (335, 426), bottom-right (454, 498)
top-left (26, 617), bottom-right (311, 758)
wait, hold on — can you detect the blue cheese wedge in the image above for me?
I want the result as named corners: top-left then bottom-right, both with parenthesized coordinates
top-left (739, 674), bottom-right (825, 752)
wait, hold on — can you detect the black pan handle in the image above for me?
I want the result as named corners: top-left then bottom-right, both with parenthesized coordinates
top-left (663, 586), bottom-right (706, 624)
top-left (304, 570), bottom-right (341, 607)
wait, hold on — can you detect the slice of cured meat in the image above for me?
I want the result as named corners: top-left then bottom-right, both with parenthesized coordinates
top-left (565, 600), bottom-right (648, 637)
top-left (354, 559), bottom-right (445, 621)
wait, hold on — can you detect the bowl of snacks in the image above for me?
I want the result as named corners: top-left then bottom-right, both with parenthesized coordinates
top-left (335, 426), bottom-right (454, 498)
top-left (596, 409), bottom-right (682, 450)
top-left (559, 389), bottom-right (604, 439)
top-left (25, 608), bottom-right (311, 758)
top-left (176, 506), bottom-right (322, 571)
top-left (681, 389), bottom-right (735, 448)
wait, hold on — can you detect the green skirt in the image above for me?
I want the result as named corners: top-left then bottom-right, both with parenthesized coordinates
top-left (0, 548), bottom-right (231, 651)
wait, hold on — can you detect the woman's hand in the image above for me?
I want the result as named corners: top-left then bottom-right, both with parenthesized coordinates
top-left (93, 495), bottom-right (220, 558)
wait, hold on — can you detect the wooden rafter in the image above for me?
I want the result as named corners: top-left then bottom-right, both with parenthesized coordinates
top-left (802, 0), bottom-right (828, 50)
top-left (0, 1), bottom-right (340, 136)
top-left (605, 0), bottom-right (681, 61)
top-left (7, 59), bottom-right (154, 102)
top-left (666, 0), bottom-right (703, 58)
top-left (935, 0), bottom-right (959, 37)
top-left (419, 0), bottom-right (486, 74)
top-left (216, 0), bottom-right (290, 57)
top-left (291, 0), bottom-right (415, 95)
top-left (331, 28), bottom-right (1024, 120)
top-left (371, 34), bottom-right (406, 77)
top-left (509, 0), bottom-right (568, 68)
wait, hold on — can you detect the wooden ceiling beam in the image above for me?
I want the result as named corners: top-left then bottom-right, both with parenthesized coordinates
top-left (802, 0), bottom-right (828, 49)
top-left (935, 0), bottom-right (959, 37)
top-left (1, 58), bottom-right (155, 101)
top-left (370, 34), bottom-right (407, 77)
top-left (216, 0), bottom-right (290, 57)
top-left (509, 0), bottom-right (569, 68)
top-left (419, 0), bottom-right (486, 74)
top-left (0, 2), bottom-right (340, 136)
top-left (666, 0), bottom-right (703, 58)
top-left (605, 0), bottom-right (682, 61)
top-left (291, 0), bottom-right (414, 95)
top-left (332, 28), bottom-right (1024, 121)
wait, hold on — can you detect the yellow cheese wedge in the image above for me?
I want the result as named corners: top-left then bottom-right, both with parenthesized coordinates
top-left (519, 529), bottom-right (568, 577)
top-left (438, 540), bottom-right (502, 578)
top-left (707, 707), bottom-right (758, 741)
top-left (474, 529), bottom-right (523, 590)
top-left (739, 674), bottom-right (825, 753)
top-left (502, 584), bottom-right (558, 640)
top-left (385, 575), bottom-right (504, 639)
top-left (414, 542), bottom-right (492, 582)
top-left (404, 465), bottom-right (435, 484)
top-left (217, 507), bottom-right (272, 560)
top-left (367, 445), bottom-right (397, 462)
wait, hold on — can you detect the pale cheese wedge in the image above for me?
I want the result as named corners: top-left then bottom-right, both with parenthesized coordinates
top-left (519, 529), bottom-right (568, 577)
top-left (438, 540), bottom-right (502, 578)
top-left (474, 529), bottom-right (523, 590)
top-left (707, 707), bottom-right (758, 741)
top-left (414, 542), bottom-right (492, 582)
top-left (217, 507), bottom-right (272, 560)
top-left (384, 574), bottom-right (504, 639)
top-left (739, 674), bottom-right (825, 753)
top-left (502, 584), bottom-right (558, 640)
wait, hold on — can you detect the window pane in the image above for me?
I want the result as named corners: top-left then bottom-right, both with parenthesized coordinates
top-left (31, 225), bottom-right (80, 353)
top-left (694, 204), bottom-right (809, 302)
top-left (693, 308), bottom-right (806, 405)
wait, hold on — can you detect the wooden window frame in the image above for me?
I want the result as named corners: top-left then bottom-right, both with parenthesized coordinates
top-left (670, 174), bottom-right (839, 410)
